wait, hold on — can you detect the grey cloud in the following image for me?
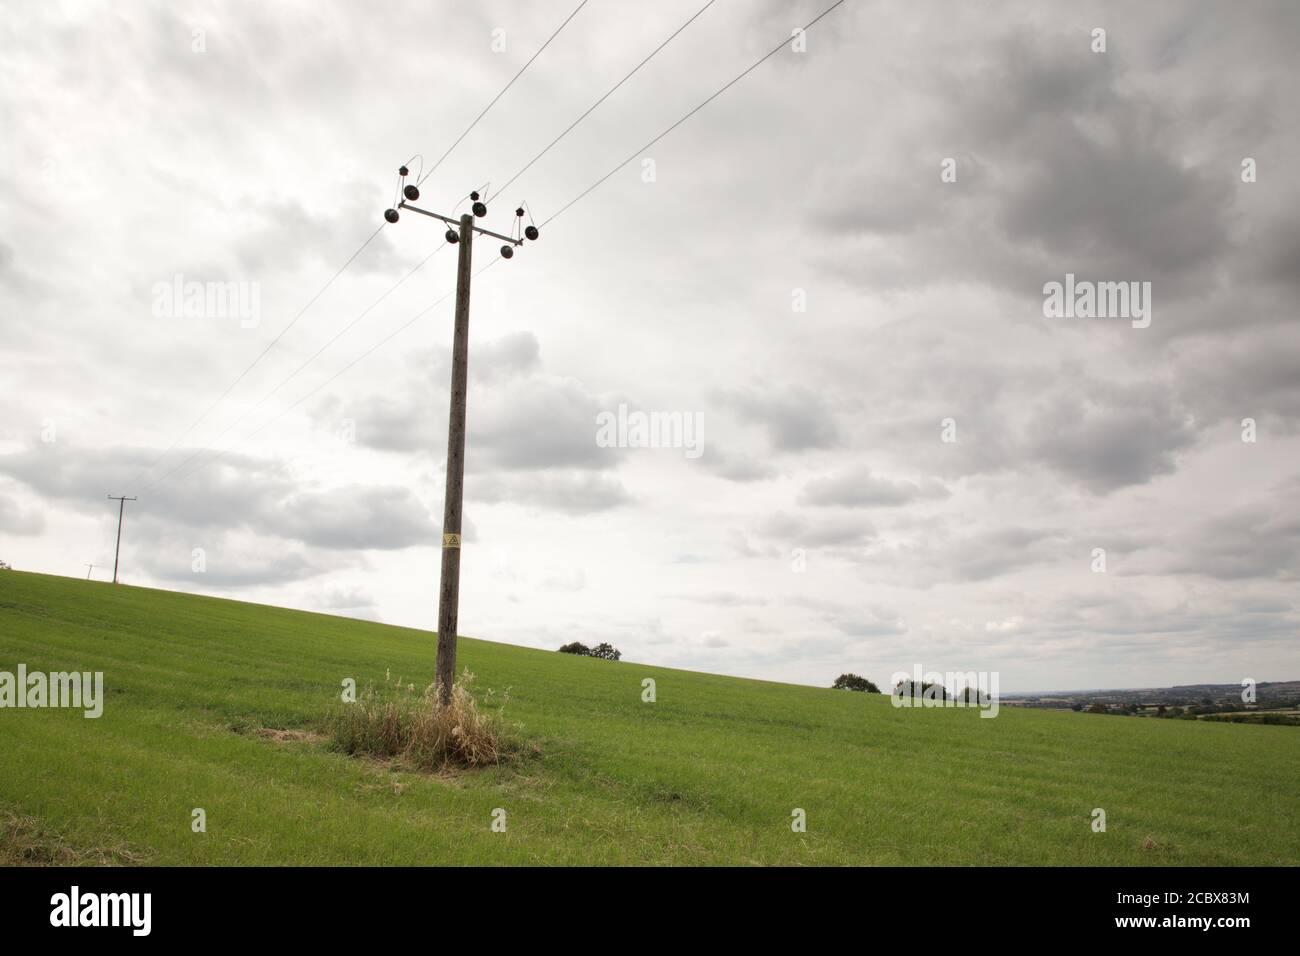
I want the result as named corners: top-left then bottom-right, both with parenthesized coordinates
top-left (800, 467), bottom-right (950, 508)
top-left (230, 189), bottom-right (415, 279)
top-left (471, 471), bottom-right (632, 515)
top-left (130, 522), bottom-right (340, 587)
top-left (275, 485), bottom-right (436, 551)
top-left (0, 491), bottom-right (44, 535)
top-left (1026, 387), bottom-right (1197, 493)
top-left (713, 383), bottom-right (840, 453)
top-left (944, 526), bottom-right (1072, 582)
top-left (813, 26), bottom-right (1239, 306)
top-left (1175, 327), bottom-right (1300, 432)
top-left (671, 591), bottom-right (769, 607)
top-left (755, 510), bottom-right (875, 549)
top-left (830, 613), bottom-right (907, 639)
top-left (315, 586), bottom-right (378, 610)
top-left (320, 331), bottom-right (618, 473)
top-left (0, 445), bottom-right (433, 552)
top-left (477, 377), bottom-right (611, 472)
top-left (697, 446), bottom-right (778, 483)
top-left (1146, 498), bottom-right (1300, 582)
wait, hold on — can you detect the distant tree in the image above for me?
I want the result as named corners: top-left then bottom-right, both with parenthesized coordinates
top-left (1157, 705), bottom-right (1167, 715)
top-left (558, 642), bottom-right (592, 656)
top-left (1070, 702), bottom-right (1084, 711)
top-left (832, 673), bottom-right (880, 693)
top-left (893, 680), bottom-right (949, 702)
top-left (590, 642), bottom-right (622, 661)
top-left (0, 560), bottom-right (10, 570)
top-left (1087, 703), bottom-right (1109, 715)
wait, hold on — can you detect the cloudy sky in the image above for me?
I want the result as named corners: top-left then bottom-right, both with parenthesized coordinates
top-left (2, 0), bottom-right (1297, 691)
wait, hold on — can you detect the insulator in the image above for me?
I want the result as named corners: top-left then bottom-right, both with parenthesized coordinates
top-left (515, 207), bottom-right (525, 218)
top-left (470, 191), bottom-right (480, 201)
top-left (445, 229), bottom-right (459, 244)
top-left (501, 245), bottom-right (514, 259)
top-left (472, 201), bottom-right (487, 217)
top-left (399, 165), bottom-right (409, 177)
top-left (524, 225), bottom-right (539, 241)
top-left (403, 184), bottom-right (420, 201)
top-left (384, 208), bottom-right (400, 223)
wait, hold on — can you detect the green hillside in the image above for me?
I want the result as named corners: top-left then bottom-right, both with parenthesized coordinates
top-left (1, 570), bottom-right (1296, 865)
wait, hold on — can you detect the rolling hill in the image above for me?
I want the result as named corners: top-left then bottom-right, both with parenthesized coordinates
top-left (1, 570), bottom-right (1296, 865)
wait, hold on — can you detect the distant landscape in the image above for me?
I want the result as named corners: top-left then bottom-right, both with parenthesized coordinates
top-left (1002, 683), bottom-right (1300, 725)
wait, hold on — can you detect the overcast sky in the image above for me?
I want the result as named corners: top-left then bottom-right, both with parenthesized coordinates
top-left (2, 0), bottom-right (1297, 692)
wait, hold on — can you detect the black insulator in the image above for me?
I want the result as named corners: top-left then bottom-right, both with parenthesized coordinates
top-left (501, 245), bottom-right (514, 259)
top-left (384, 208), bottom-right (400, 223)
top-left (445, 229), bottom-right (459, 244)
top-left (403, 184), bottom-right (420, 201)
top-left (524, 225), bottom-right (539, 241)
top-left (472, 201), bottom-right (487, 217)
top-left (399, 165), bottom-right (409, 177)
top-left (470, 190), bottom-right (480, 201)
top-left (515, 207), bottom-right (525, 218)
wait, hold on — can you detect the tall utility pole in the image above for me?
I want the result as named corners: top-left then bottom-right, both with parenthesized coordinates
top-left (84, 563), bottom-right (95, 580)
top-left (107, 494), bottom-right (136, 584)
top-left (385, 174), bottom-right (539, 706)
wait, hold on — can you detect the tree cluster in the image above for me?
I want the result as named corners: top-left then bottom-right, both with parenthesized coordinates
top-left (558, 641), bottom-right (622, 661)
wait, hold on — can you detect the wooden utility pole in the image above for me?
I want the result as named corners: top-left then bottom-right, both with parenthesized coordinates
top-left (84, 563), bottom-right (95, 580)
top-left (435, 212), bottom-right (474, 704)
top-left (385, 176), bottom-right (537, 706)
top-left (107, 494), bottom-right (136, 584)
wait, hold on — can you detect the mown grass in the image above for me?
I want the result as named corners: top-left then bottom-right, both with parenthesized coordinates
top-left (0, 570), bottom-right (1297, 865)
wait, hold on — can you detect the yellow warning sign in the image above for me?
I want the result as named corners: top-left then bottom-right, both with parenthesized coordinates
top-left (442, 533), bottom-right (461, 548)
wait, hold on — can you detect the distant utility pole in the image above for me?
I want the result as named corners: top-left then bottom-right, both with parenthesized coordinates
top-left (107, 494), bottom-right (137, 585)
top-left (84, 563), bottom-right (95, 580)
top-left (385, 171), bottom-right (540, 706)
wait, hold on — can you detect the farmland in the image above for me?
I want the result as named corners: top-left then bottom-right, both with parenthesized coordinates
top-left (1, 570), bottom-right (1297, 866)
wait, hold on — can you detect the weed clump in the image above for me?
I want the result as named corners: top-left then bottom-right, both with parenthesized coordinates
top-left (324, 669), bottom-right (513, 771)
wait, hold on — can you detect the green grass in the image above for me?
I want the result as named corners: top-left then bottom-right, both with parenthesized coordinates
top-left (1, 570), bottom-right (1297, 866)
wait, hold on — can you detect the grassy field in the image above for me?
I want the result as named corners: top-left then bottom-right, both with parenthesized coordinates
top-left (1, 569), bottom-right (1296, 866)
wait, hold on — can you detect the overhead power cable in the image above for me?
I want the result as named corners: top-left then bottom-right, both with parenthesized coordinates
top-left (416, 0), bottom-right (592, 187)
top-left (489, 0), bottom-right (718, 203)
top-left (143, 224), bottom-right (384, 475)
top-left (159, 258), bottom-right (505, 485)
top-left (151, 1), bottom-right (849, 483)
top-left (142, 242), bottom-right (449, 492)
top-left (544, 0), bottom-right (848, 227)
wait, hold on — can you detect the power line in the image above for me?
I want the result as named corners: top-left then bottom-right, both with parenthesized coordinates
top-left (488, 0), bottom-right (718, 204)
top-left (148, 0), bottom-right (846, 485)
top-left (145, 2), bottom-right (591, 478)
top-left (544, 0), bottom-right (848, 228)
top-left (156, 0), bottom-right (710, 491)
top-left (416, 0), bottom-right (592, 188)
top-left (157, 258), bottom-right (504, 487)
top-left (142, 224), bottom-right (385, 475)
top-left (141, 241), bottom-right (449, 493)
